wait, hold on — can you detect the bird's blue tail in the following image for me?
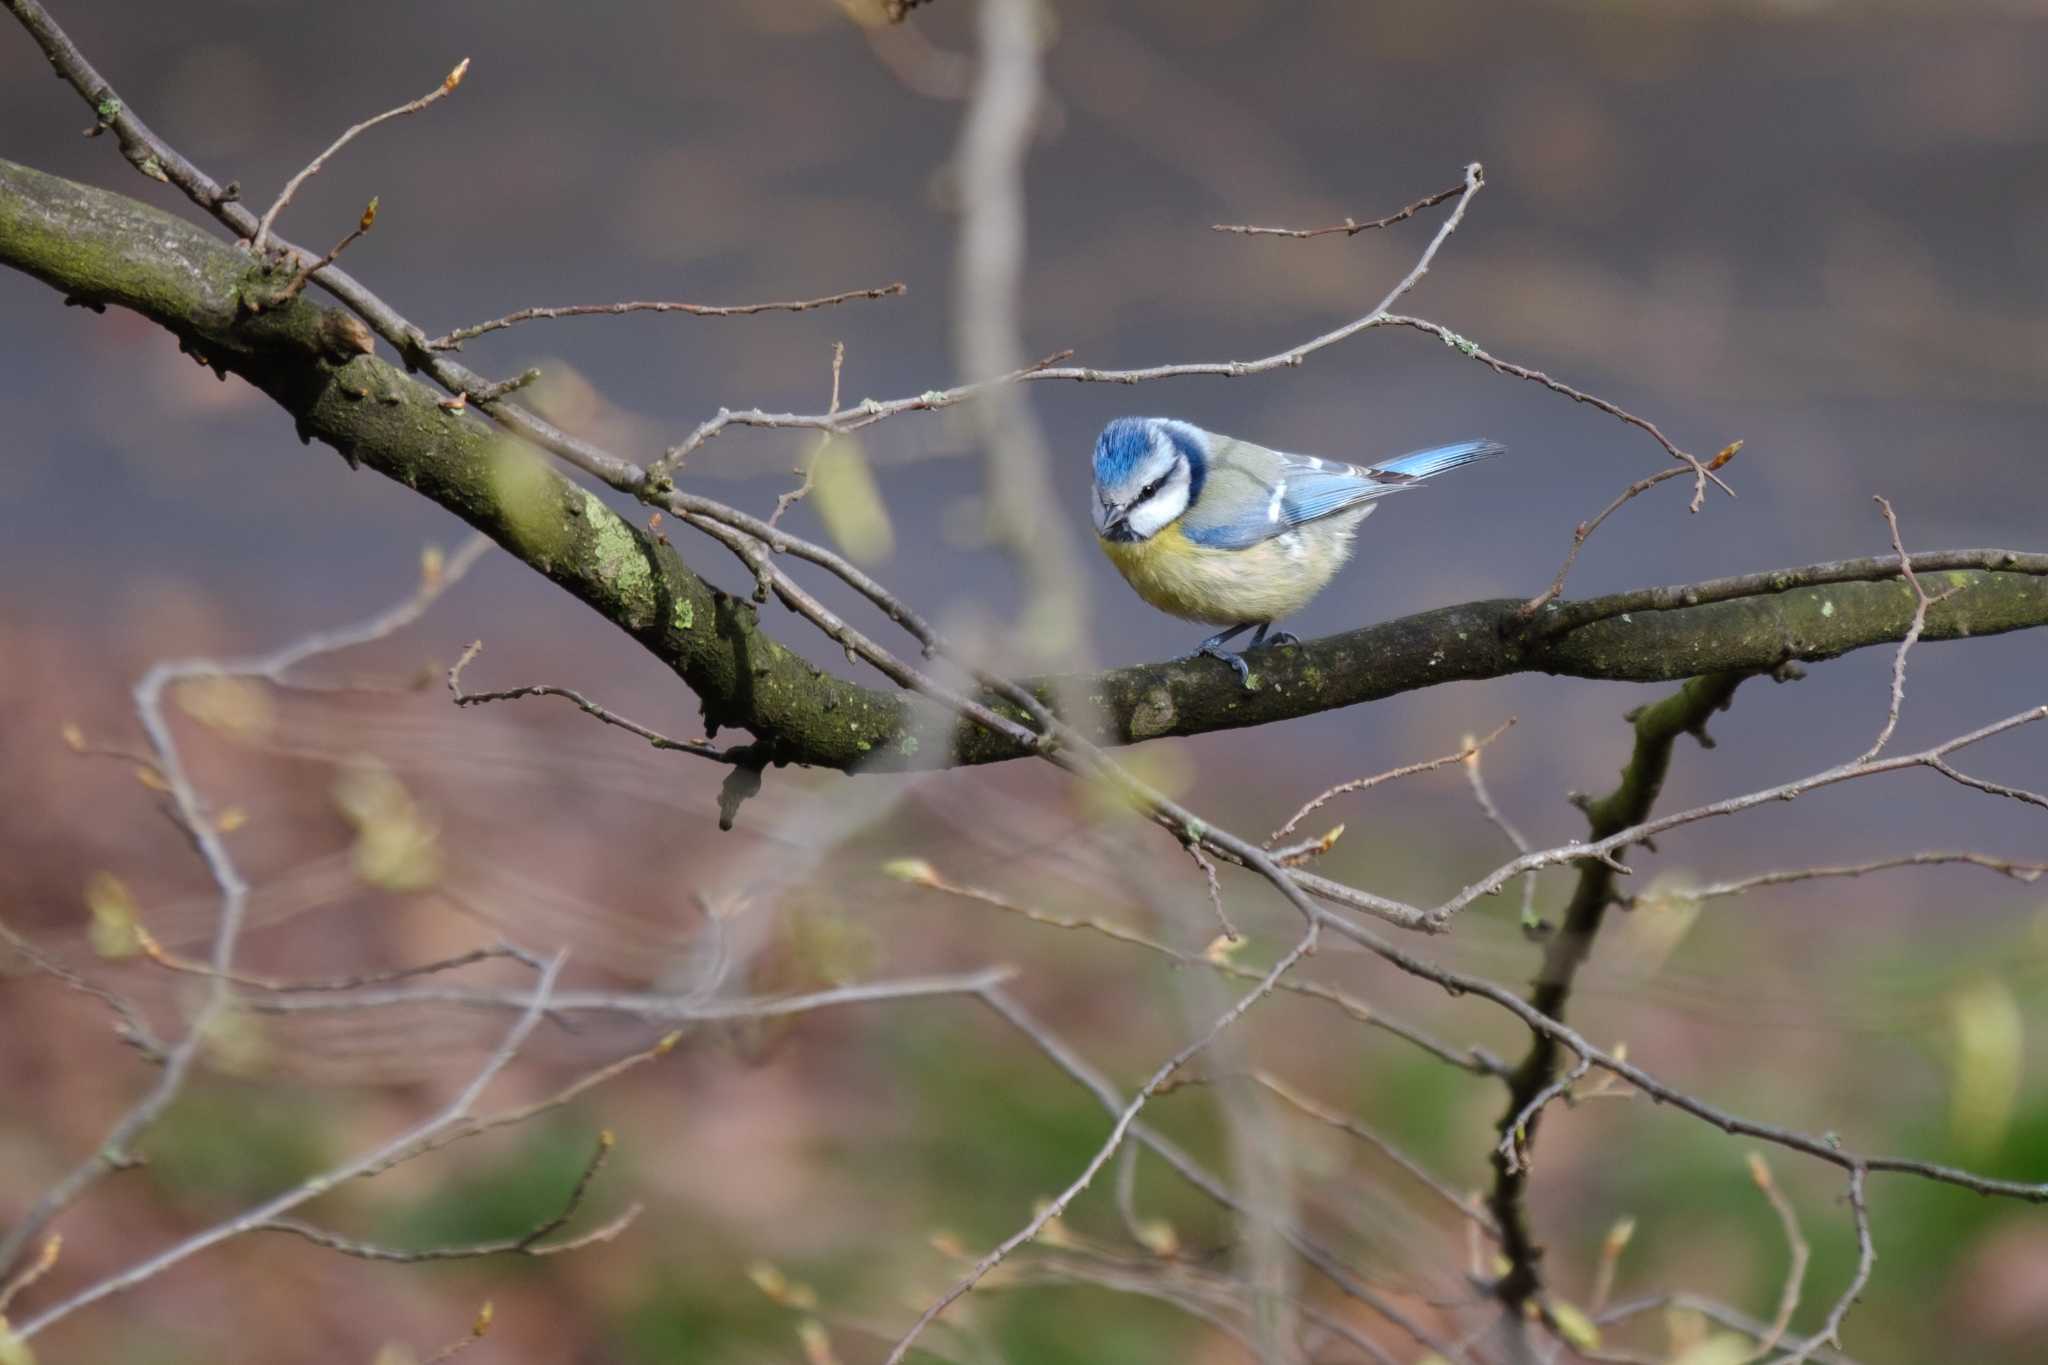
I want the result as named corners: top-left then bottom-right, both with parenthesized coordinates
top-left (1375, 439), bottom-right (1506, 481)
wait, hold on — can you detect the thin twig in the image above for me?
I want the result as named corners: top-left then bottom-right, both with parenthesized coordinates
top-left (1674, 851), bottom-right (2046, 902)
top-left (1461, 725), bottom-right (1541, 929)
top-left (0, 919), bottom-right (165, 1060)
top-left (274, 197), bottom-right (376, 302)
top-left (1250, 1070), bottom-right (1498, 1236)
top-left (890, 861), bottom-right (1501, 1075)
top-left (1382, 314), bottom-right (1735, 507)
top-left (1769, 1169), bottom-right (1871, 1365)
top-left (136, 930), bottom-right (532, 994)
top-left (14, 952), bottom-right (566, 1339)
top-left (446, 639), bottom-right (738, 763)
top-left (1521, 464), bottom-right (1699, 617)
top-left (0, 1235), bottom-right (61, 1316)
top-left (646, 163), bottom-right (1486, 479)
top-left (1181, 838), bottom-right (1238, 942)
top-left (1596, 1294), bottom-right (1862, 1365)
top-left (257, 1129), bottom-right (636, 1261)
top-left (882, 929), bottom-right (1319, 1365)
top-left (1744, 1153), bottom-right (1810, 1364)
top-left (1588, 1218), bottom-right (1634, 1318)
top-left (253, 58), bottom-right (468, 254)
top-left (0, 534), bottom-right (492, 1280)
top-left (1425, 703), bottom-right (2048, 931)
top-left (769, 341), bottom-right (847, 528)
top-left (428, 284), bottom-right (905, 350)
top-left (1498, 1053), bottom-right (1591, 1176)
top-left (1212, 178), bottom-right (1468, 238)
top-left (978, 985), bottom-right (1473, 1362)
top-left (1318, 910), bottom-right (2048, 1202)
top-left (419, 1302), bottom-right (496, 1365)
top-left (1267, 718), bottom-right (1514, 846)
top-left (1861, 495), bottom-right (1959, 763)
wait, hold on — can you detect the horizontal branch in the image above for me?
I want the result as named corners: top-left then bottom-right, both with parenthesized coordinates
top-left (4, 157), bottom-right (2047, 774)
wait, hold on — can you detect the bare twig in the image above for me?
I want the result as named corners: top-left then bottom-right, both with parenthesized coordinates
top-left (446, 639), bottom-right (738, 763)
top-left (889, 861), bottom-right (1500, 1075)
top-left (253, 58), bottom-right (468, 254)
top-left (1267, 718), bottom-right (1514, 846)
top-left (1861, 495), bottom-right (1959, 763)
top-left (420, 1302), bottom-right (496, 1365)
top-left (0, 1235), bottom-right (60, 1316)
top-left (136, 929), bottom-right (534, 995)
top-left (1320, 909), bottom-right (2048, 1202)
top-left (428, 283), bottom-right (905, 350)
top-left (1744, 1153), bottom-right (1810, 1363)
top-left (1251, 1070), bottom-right (1498, 1235)
top-left (0, 919), bottom-right (164, 1060)
top-left (1674, 851), bottom-right (2046, 902)
top-left (1180, 838), bottom-right (1239, 942)
top-left (1589, 1218), bottom-right (1634, 1318)
top-left (1426, 703), bottom-right (2048, 931)
top-left (1769, 1169), bottom-right (1871, 1365)
top-left (882, 929), bottom-right (1319, 1365)
top-left (236, 967), bottom-right (1020, 1026)
top-left (14, 952), bottom-right (566, 1339)
top-left (273, 196), bottom-right (377, 303)
top-left (1498, 1052), bottom-right (1591, 1176)
top-left (1597, 1295), bottom-right (1862, 1365)
top-left (1383, 314), bottom-right (1735, 503)
top-left (769, 342), bottom-right (846, 529)
top-left (646, 163), bottom-right (1485, 479)
top-left (0, 534), bottom-right (492, 1280)
top-left (978, 985), bottom-right (1473, 1362)
top-left (1212, 178), bottom-right (1468, 238)
top-left (1521, 463), bottom-right (1702, 617)
top-left (258, 1129), bottom-right (636, 1261)
top-left (1461, 724), bottom-right (1541, 928)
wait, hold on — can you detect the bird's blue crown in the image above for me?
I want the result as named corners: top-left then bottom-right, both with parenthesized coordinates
top-left (1093, 417), bottom-right (1207, 499)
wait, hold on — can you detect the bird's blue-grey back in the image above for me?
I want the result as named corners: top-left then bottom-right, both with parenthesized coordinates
top-left (1177, 435), bottom-right (1503, 550)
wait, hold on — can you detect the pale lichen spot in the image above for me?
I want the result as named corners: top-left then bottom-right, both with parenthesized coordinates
top-left (1821, 599), bottom-right (1835, 618)
top-left (580, 489), bottom-right (656, 629)
top-left (672, 598), bottom-right (695, 633)
top-left (1130, 687), bottom-right (1178, 740)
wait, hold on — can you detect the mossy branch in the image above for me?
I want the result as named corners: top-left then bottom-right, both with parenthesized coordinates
top-left (4, 155), bottom-right (2046, 773)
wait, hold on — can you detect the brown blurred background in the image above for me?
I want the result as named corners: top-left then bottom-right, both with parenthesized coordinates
top-left (3, 1), bottom-right (2047, 1362)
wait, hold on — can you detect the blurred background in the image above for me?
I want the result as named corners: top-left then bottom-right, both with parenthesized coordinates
top-left (3, 1), bottom-right (2046, 1361)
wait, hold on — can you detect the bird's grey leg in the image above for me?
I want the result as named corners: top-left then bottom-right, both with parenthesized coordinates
top-left (1250, 622), bottom-right (1300, 649)
top-left (1181, 622), bottom-right (1257, 685)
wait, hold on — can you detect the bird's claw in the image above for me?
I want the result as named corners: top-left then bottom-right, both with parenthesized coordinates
top-left (1192, 643), bottom-right (1253, 687)
top-left (1261, 629), bottom-right (1300, 648)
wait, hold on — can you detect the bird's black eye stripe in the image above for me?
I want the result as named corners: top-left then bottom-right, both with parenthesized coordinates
top-left (1138, 475), bottom-right (1167, 502)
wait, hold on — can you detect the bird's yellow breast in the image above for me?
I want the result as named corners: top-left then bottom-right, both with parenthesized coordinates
top-left (1098, 515), bottom-right (1365, 626)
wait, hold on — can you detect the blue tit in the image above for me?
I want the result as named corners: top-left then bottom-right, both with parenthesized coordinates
top-left (1090, 417), bottom-right (1504, 684)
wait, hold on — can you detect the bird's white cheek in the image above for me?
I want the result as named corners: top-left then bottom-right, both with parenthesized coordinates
top-left (1126, 481), bottom-right (1190, 539)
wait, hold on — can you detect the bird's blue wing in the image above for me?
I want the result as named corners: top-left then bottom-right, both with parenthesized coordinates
top-left (1180, 439), bottom-right (1502, 551)
top-left (1371, 439), bottom-right (1506, 482)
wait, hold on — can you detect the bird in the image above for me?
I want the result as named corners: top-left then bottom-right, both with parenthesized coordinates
top-left (1090, 417), bottom-right (1504, 684)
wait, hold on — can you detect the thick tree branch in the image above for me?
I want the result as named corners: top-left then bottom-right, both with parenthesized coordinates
top-left (1487, 673), bottom-right (1750, 1316)
top-left (4, 158), bottom-right (2047, 774)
